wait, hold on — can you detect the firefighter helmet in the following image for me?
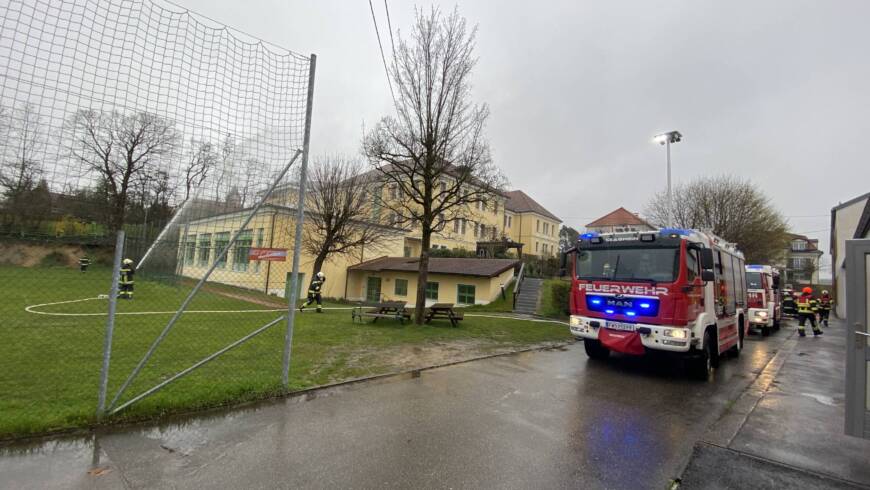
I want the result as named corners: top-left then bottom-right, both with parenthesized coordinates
top-left (123, 258), bottom-right (133, 265)
top-left (822, 290), bottom-right (829, 295)
top-left (316, 271), bottom-right (325, 279)
top-left (802, 286), bottom-right (813, 294)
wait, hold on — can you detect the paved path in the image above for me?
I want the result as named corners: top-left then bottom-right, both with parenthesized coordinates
top-left (1, 328), bottom-right (790, 489)
top-left (681, 317), bottom-right (870, 489)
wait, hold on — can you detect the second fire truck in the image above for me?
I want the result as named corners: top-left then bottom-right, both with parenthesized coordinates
top-left (563, 228), bottom-right (748, 379)
top-left (744, 264), bottom-right (782, 336)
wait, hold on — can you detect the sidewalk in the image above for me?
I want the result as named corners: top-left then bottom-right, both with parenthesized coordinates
top-left (680, 317), bottom-right (870, 489)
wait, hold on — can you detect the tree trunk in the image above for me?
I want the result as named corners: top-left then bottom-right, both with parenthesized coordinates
top-left (414, 227), bottom-right (431, 325)
top-left (311, 249), bottom-right (329, 278)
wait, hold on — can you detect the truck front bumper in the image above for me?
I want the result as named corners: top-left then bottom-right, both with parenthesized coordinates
top-left (569, 315), bottom-right (694, 353)
top-left (748, 308), bottom-right (773, 327)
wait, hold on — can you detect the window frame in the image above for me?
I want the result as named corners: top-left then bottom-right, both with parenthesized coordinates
top-left (425, 281), bottom-right (439, 300)
top-left (457, 284), bottom-right (476, 305)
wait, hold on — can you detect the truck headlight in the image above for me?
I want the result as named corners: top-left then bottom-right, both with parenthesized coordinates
top-left (663, 329), bottom-right (687, 339)
top-left (570, 316), bottom-right (582, 327)
top-left (757, 311), bottom-right (768, 318)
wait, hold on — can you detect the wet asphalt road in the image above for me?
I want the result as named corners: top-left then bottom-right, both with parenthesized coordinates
top-left (0, 329), bottom-right (790, 490)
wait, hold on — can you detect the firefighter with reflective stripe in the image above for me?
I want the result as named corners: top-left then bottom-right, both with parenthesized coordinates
top-left (299, 271), bottom-right (325, 313)
top-left (119, 258), bottom-right (135, 300)
top-left (79, 256), bottom-right (90, 273)
top-left (818, 290), bottom-right (832, 327)
top-left (796, 286), bottom-right (822, 336)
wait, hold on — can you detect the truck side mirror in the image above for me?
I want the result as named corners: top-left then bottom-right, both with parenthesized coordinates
top-left (701, 270), bottom-right (715, 282)
top-left (699, 248), bottom-right (714, 270)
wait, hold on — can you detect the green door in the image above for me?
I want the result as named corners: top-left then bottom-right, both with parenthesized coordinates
top-left (286, 272), bottom-right (306, 299)
top-left (366, 276), bottom-right (382, 302)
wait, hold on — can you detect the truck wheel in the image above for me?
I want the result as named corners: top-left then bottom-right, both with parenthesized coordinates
top-left (730, 326), bottom-right (744, 357)
top-left (584, 339), bottom-right (610, 360)
top-left (689, 331), bottom-right (717, 380)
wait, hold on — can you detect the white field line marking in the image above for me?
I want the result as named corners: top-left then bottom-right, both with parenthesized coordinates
top-left (24, 297), bottom-right (355, 317)
top-left (25, 298), bottom-right (566, 325)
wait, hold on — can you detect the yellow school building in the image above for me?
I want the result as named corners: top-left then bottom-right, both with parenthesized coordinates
top-left (178, 182), bottom-right (561, 305)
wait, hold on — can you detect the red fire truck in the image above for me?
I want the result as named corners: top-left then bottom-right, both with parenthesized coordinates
top-left (745, 264), bottom-right (782, 336)
top-left (563, 228), bottom-right (747, 379)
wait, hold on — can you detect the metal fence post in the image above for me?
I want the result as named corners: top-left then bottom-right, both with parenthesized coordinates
top-left (97, 230), bottom-right (125, 418)
top-left (283, 53), bottom-right (316, 389)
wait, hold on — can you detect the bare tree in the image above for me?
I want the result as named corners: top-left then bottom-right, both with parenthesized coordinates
top-left (364, 7), bottom-right (506, 323)
top-left (1, 103), bottom-right (44, 199)
top-left (644, 175), bottom-right (790, 263)
top-left (302, 155), bottom-right (395, 277)
top-left (559, 225), bottom-right (580, 251)
top-left (184, 139), bottom-right (217, 200)
top-left (68, 110), bottom-right (179, 232)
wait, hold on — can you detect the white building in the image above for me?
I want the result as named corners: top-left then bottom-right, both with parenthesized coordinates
top-left (831, 192), bottom-right (870, 318)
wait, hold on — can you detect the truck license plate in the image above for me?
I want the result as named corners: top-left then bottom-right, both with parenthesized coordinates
top-left (605, 321), bottom-right (636, 332)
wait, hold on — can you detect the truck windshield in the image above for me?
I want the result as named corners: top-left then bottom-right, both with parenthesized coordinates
top-left (575, 247), bottom-right (679, 283)
top-left (746, 272), bottom-right (763, 289)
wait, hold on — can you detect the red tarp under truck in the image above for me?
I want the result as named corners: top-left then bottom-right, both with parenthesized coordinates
top-left (562, 228), bottom-right (748, 379)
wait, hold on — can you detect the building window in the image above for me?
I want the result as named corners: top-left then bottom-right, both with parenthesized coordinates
top-left (197, 233), bottom-right (211, 267)
top-left (184, 234), bottom-right (196, 265)
top-left (454, 220), bottom-right (460, 233)
top-left (425, 281), bottom-right (439, 300)
top-left (792, 240), bottom-right (806, 251)
top-left (214, 232), bottom-right (230, 269)
top-left (461, 218), bottom-right (467, 235)
top-left (535, 242), bottom-right (539, 253)
top-left (232, 229), bottom-right (252, 272)
top-left (404, 245), bottom-right (411, 257)
top-left (395, 278), bottom-right (408, 296)
top-left (508, 216), bottom-right (512, 227)
top-left (543, 222), bottom-right (549, 235)
top-left (457, 284), bottom-right (475, 305)
top-left (440, 180), bottom-right (447, 193)
top-left (536, 220), bottom-right (540, 232)
top-left (253, 228), bottom-right (264, 273)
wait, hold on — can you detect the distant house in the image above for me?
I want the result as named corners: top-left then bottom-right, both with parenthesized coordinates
top-left (585, 207), bottom-right (655, 234)
top-left (503, 190), bottom-right (562, 257)
top-left (347, 256), bottom-right (518, 305)
top-left (830, 192), bottom-right (870, 318)
top-left (781, 233), bottom-right (824, 285)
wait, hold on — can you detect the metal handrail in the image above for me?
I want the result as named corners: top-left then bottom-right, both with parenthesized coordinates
top-left (512, 262), bottom-right (525, 310)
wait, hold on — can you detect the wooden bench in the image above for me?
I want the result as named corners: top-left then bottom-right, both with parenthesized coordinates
top-left (424, 303), bottom-right (464, 327)
top-left (351, 301), bottom-right (410, 324)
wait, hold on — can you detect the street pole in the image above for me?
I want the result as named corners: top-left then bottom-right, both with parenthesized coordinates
top-left (283, 53), bottom-right (316, 389)
top-left (667, 139), bottom-right (674, 226)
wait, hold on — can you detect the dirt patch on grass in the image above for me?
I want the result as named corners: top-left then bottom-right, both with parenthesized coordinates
top-left (0, 242), bottom-right (86, 267)
top-left (345, 339), bottom-right (566, 375)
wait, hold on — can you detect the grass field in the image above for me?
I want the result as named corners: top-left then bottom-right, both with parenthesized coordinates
top-left (0, 265), bottom-right (571, 439)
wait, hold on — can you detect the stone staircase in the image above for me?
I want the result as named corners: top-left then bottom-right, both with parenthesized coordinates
top-left (512, 277), bottom-right (543, 315)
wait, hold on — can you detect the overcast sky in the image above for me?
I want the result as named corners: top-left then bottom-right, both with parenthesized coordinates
top-left (179, 0), bottom-right (870, 276)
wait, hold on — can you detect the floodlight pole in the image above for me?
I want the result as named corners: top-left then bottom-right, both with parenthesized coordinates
top-left (283, 53), bottom-right (316, 389)
top-left (654, 130), bottom-right (681, 228)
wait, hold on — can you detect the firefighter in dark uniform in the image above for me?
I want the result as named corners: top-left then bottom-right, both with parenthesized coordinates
top-left (796, 286), bottom-right (822, 337)
top-left (79, 256), bottom-right (91, 273)
top-left (818, 290), bottom-right (832, 327)
top-left (299, 271), bottom-right (325, 313)
top-left (119, 258), bottom-right (135, 300)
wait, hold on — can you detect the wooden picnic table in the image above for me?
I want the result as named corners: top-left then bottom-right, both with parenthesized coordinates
top-left (351, 301), bottom-right (410, 324)
top-left (424, 303), bottom-right (464, 327)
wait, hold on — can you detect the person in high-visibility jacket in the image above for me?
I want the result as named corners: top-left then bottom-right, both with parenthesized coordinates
top-left (119, 258), bottom-right (135, 300)
top-left (818, 290), bottom-right (833, 327)
top-left (796, 286), bottom-right (822, 336)
top-left (299, 271), bottom-right (325, 313)
top-left (79, 256), bottom-right (90, 273)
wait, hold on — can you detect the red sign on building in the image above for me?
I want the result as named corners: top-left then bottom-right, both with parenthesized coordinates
top-left (248, 248), bottom-right (288, 261)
